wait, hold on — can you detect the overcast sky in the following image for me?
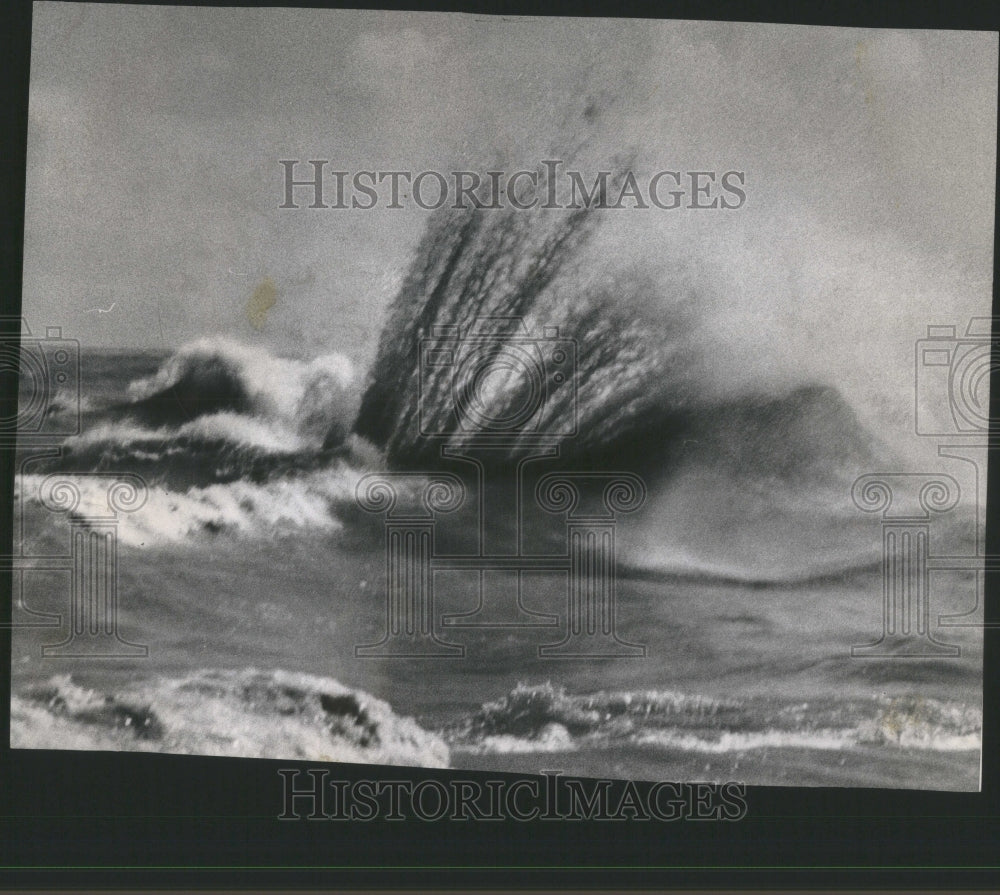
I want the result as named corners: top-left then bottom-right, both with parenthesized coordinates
top-left (21, 3), bottom-right (998, 430)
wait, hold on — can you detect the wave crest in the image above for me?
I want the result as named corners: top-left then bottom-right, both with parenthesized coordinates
top-left (11, 669), bottom-right (449, 767)
top-left (447, 683), bottom-right (982, 756)
top-left (125, 337), bottom-right (357, 447)
top-left (16, 467), bottom-right (364, 546)
top-left (39, 340), bottom-right (364, 488)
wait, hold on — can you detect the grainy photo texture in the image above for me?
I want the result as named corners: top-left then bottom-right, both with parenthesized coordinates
top-left (7, 3), bottom-right (997, 790)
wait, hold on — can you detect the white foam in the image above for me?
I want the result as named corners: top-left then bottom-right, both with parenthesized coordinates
top-left (635, 728), bottom-right (857, 754)
top-left (68, 412), bottom-right (307, 455)
top-left (463, 723), bottom-right (577, 755)
top-left (11, 669), bottom-right (449, 768)
top-left (126, 338), bottom-right (358, 447)
top-left (636, 726), bottom-right (982, 755)
top-left (16, 466), bottom-right (364, 546)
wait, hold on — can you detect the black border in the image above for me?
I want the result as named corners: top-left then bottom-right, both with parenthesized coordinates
top-left (1, 0), bottom-right (998, 889)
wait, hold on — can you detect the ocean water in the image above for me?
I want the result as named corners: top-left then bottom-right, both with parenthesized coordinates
top-left (9, 196), bottom-right (984, 790)
top-left (8, 342), bottom-right (983, 790)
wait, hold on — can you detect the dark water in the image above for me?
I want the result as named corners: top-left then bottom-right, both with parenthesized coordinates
top-left (9, 345), bottom-right (983, 789)
top-left (8, 183), bottom-right (985, 788)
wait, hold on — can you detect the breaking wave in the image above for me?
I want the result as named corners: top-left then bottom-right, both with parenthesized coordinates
top-left (14, 174), bottom-right (924, 575)
top-left (15, 468), bottom-right (363, 546)
top-left (351, 169), bottom-right (893, 487)
top-left (124, 337), bottom-right (356, 441)
top-left (24, 338), bottom-right (366, 489)
top-left (11, 668), bottom-right (449, 767)
top-left (446, 683), bottom-right (982, 756)
top-left (352, 173), bottom-right (697, 469)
